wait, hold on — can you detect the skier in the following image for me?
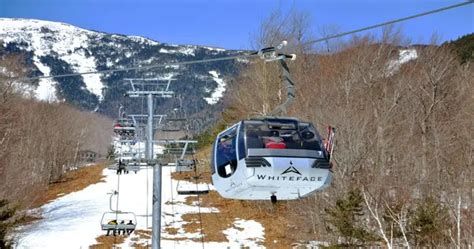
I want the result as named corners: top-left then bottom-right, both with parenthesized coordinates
top-left (106, 219), bottom-right (117, 236)
top-left (126, 220), bottom-right (135, 235)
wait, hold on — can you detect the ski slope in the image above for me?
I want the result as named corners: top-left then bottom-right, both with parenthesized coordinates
top-left (15, 165), bottom-right (265, 248)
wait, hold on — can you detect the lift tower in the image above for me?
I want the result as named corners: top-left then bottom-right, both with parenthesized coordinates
top-left (124, 78), bottom-right (174, 249)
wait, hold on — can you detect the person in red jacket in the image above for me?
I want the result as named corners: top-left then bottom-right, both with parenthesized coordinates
top-left (265, 131), bottom-right (286, 149)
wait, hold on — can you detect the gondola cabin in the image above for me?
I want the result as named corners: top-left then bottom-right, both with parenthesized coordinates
top-left (211, 117), bottom-right (334, 201)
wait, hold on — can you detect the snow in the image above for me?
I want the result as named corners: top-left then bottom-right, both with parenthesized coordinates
top-left (203, 46), bottom-right (226, 52)
top-left (223, 219), bottom-right (265, 248)
top-left (128, 35), bottom-right (160, 46)
top-left (386, 48), bottom-right (418, 76)
top-left (32, 57), bottom-right (58, 102)
top-left (398, 49), bottom-right (418, 64)
top-left (0, 18), bottom-right (105, 101)
top-left (159, 46), bottom-right (196, 56)
top-left (165, 64), bottom-right (180, 69)
top-left (15, 142), bottom-right (265, 248)
top-left (177, 46), bottom-right (196, 56)
top-left (203, 71), bottom-right (227, 105)
top-left (159, 48), bottom-right (174, 54)
top-left (15, 174), bottom-right (112, 248)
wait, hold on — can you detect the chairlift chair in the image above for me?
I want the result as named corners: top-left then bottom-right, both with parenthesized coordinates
top-left (125, 161), bottom-right (142, 173)
top-left (100, 211), bottom-right (137, 234)
top-left (176, 180), bottom-right (210, 195)
top-left (114, 118), bottom-right (136, 137)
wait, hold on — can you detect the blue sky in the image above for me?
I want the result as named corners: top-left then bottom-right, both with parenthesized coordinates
top-left (1, 0), bottom-right (472, 49)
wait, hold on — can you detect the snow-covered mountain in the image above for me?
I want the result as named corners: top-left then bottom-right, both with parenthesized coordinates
top-left (0, 18), bottom-right (245, 130)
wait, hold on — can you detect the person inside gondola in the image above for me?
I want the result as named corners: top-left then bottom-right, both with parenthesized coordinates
top-left (126, 220), bottom-right (135, 235)
top-left (246, 128), bottom-right (264, 149)
top-left (264, 131), bottom-right (286, 149)
top-left (217, 137), bottom-right (237, 177)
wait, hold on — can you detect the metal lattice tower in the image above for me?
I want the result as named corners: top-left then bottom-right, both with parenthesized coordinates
top-left (124, 78), bottom-right (173, 249)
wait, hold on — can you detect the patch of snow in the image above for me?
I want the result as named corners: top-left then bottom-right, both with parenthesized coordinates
top-left (165, 64), bottom-right (180, 70)
top-left (32, 56), bottom-right (58, 102)
top-left (159, 46), bottom-right (196, 56)
top-left (203, 46), bottom-right (226, 52)
top-left (141, 57), bottom-right (155, 64)
top-left (15, 171), bottom-right (114, 248)
top-left (159, 48), bottom-right (173, 54)
top-left (63, 50), bottom-right (103, 100)
top-left (105, 59), bottom-right (114, 67)
top-left (128, 35), bottom-right (160, 46)
top-left (204, 71), bottom-right (226, 105)
top-left (223, 218), bottom-right (265, 248)
top-left (177, 46), bottom-right (195, 56)
top-left (386, 48), bottom-right (418, 76)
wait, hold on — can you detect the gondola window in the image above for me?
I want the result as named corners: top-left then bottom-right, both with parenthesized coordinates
top-left (216, 126), bottom-right (238, 178)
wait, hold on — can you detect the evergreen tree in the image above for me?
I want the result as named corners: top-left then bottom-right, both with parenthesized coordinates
top-left (409, 197), bottom-right (450, 247)
top-left (444, 33), bottom-right (474, 64)
top-left (325, 189), bottom-right (375, 247)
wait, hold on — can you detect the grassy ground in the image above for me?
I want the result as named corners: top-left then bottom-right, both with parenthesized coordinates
top-left (90, 234), bottom-right (126, 249)
top-left (31, 162), bottom-right (108, 208)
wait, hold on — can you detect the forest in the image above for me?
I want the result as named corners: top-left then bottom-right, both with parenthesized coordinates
top-left (0, 49), bottom-right (112, 207)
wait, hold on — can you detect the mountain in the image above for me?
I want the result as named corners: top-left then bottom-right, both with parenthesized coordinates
top-left (0, 18), bottom-right (247, 131)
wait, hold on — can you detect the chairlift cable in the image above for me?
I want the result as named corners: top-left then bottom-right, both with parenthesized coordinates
top-left (186, 140), bottom-right (204, 249)
top-left (114, 173), bottom-right (121, 246)
top-left (183, 118), bottom-right (205, 249)
top-left (177, 108), bottom-right (205, 248)
top-left (193, 153), bottom-right (206, 249)
top-left (9, 1), bottom-right (471, 82)
top-left (301, 1), bottom-right (473, 47)
top-left (169, 160), bottom-right (177, 249)
top-left (141, 95), bottom-right (150, 231)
